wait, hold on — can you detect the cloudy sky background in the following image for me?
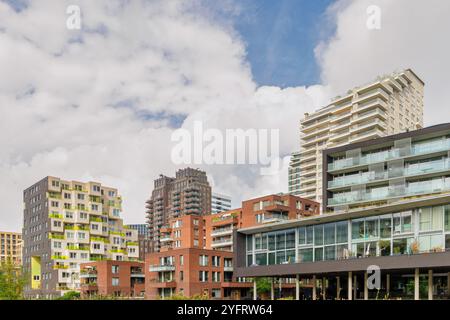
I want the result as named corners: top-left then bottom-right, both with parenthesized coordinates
top-left (0, 0), bottom-right (449, 230)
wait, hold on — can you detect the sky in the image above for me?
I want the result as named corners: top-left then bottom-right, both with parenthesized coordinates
top-left (0, 0), bottom-right (449, 231)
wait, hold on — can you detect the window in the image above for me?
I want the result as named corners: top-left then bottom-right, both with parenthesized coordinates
top-left (336, 221), bottom-right (348, 243)
top-left (112, 265), bottom-right (119, 274)
top-left (380, 215), bottom-right (392, 238)
top-left (352, 219), bottom-right (365, 240)
top-left (199, 271), bottom-right (208, 282)
top-left (286, 231), bottom-right (295, 249)
top-left (324, 223), bottom-right (335, 245)
top-left (314, 225), bottom-right (323, 245)
top-left (298, 248), bottom-right (313, 262)
top-left (365, 218), bottom-right (378, 239)
top-left (199, 255), bottom-right (208, 267)
top-left (179, 271), bottom-right (184, 281)
top-left (445, 205), bottom-right (450, 231)
top-left (212, 256), bottom-right (220, 267)
top-left (212, 272), bottom-right (221, 282)
top-left (112, 278), bottom-right (119, 286)
top-left (211, 289), bottom-right (221, 299)
top-left (179, 255), bottom-right (184, 266)
top-left (419, 206), bottom-right (443, 231)
top-left (255, 253), bottom-right (267, 266)
top-left (418, 234), bottom-right (443, 253)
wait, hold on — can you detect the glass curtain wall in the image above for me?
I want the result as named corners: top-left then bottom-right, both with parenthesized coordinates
top-left (246, 204), bottom-right (450, 266)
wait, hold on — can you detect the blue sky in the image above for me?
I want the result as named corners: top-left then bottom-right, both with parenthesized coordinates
top-left (3, 0), bottom-right (335, 88)
top-left (230, 0), bottom-right (335, 87)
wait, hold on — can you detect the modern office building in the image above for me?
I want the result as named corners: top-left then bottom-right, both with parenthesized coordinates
top-left (235, 124), bottom-right (450, 300)
top-left (0, 231), bottom-right (22, 265)
top-left (80, 260), bottom-right (145, 298)
top-left (22, 176), bottom-right (139, 298)
top-left (211, 193), bottom-right (232, 214)
top-left (146, 168), bottom-right (211, 252)
top-left (289, 69), bottom-right (424, 204)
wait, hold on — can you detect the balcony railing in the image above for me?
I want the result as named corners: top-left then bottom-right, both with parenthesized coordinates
top-left (329, 139), bottom-right (450, 171)
top-left (329, 178), bottom-right (450, 206)
top-left (328, 159), bottom-right (450, 189)
top-left (149, 264), bottom-right (175, 272)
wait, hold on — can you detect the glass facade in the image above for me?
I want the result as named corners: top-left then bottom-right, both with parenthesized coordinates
top-left (246, 204), bottom-right (450, 267)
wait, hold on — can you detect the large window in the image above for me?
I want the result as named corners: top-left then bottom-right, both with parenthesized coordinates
top-left (380, 215), bottom-right (392, 238)
top-left (352, 219), bottom-right (365, 240)
top-left (298, 248), bottom-right (313, 262)
top-left (314, 225), bottom-right (323, 245)
top-left (324, 223), bottom-right (335, 245)
top-left (247, 204), bottom-right (449, 266)
top-left (420, 206), bottom-right (443, 231)
top-left (365, 218), bottom-right (379, 239)
top-left (336, 221), bottom-right (348, 243)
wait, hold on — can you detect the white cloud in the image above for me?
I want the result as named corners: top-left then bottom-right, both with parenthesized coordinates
top-left (317, 0), bottom-right (450, 125)
top-left (0, 0), bottom-right (327, 230)
top-left (1, 0), bottom-right (448, 231)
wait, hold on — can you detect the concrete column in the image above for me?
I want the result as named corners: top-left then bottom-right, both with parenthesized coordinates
top-left (386, 274), bottom-right (390, 296)
top-left (253, 279), bottom-right (257, 300)
top-left (414, 268), bottom-right (420, 301)
top-left (336, 276), bottom-right (341, 300)
top-left (364, 272), bottom-right (368, 300)
top-left (312, 275), bottom-right (317, 300)
top-left (428, 270), bottom-right (433, 301)
top-left (322, 277), bottom-right (326, 300)
top-left (271, 278), bottom-right (275, 300)
top-left (448, 272), bottom-right (450, 298)
top-left (348, 272), bottom-right (353, 301)
top-left (296, 275), bottom-right (300, 300)
top-left (353, 275), bottom-right (357, 299)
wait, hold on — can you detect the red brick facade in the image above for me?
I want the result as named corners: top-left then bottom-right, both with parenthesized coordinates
top-left (80, 260), bottom-right (145, 298)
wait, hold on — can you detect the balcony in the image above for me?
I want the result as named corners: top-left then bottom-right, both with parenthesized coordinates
top-left (211, 238), bottom-right (233, 248)
top-left (328, 178), bottom-right (450, 206)
top-left (223, 266), bottom-right (233, 272)
top-left (160, 236), bottom-right (173, 243)
top-left (148, 280), bottom-right (177, 288)
top-left (329, 138), bottom-right (450, 172)
top-left (80, 270), bottom-right (98, 279)
top-left (349, 128), bottom-right (384, 143)
top-left (260, 212), bottom-right (289, 224)
top-left (329, 159), bottom-right (450, 189)
top-left (149, 264), bottom-right (175, 272)
top-left (354, 88), bottom-right (389, 104)
top-left (211, 227), bottom-right (233, 237)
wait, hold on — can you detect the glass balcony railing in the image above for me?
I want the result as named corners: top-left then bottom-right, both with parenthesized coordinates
top-left (329, 178), bottom-right (450, 206)
top-left (329, 159), bottom-right (450, 188)
top-left (329, 139), bottom-right (450, 171)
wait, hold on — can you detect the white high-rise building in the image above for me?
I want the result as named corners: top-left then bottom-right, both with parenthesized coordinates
top-left (211, 193), bottom-right (232, 214)
top-left (289, 69), bottom-right (425, 206)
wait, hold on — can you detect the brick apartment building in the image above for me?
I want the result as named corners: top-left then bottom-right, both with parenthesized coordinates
top-left (80, 260), bottom-right (145, 298)
top-left (146, 168), bottom-right (211, 251)
top-left (145, 193), bottom-right (320, 299)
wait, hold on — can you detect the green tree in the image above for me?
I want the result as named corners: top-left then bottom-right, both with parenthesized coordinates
top-left (255, 277), bottom-right (271, 294)
top-left (0, 258), bottom-right (27, 300)
top-left (56, 291), bottom-right (81, 300)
